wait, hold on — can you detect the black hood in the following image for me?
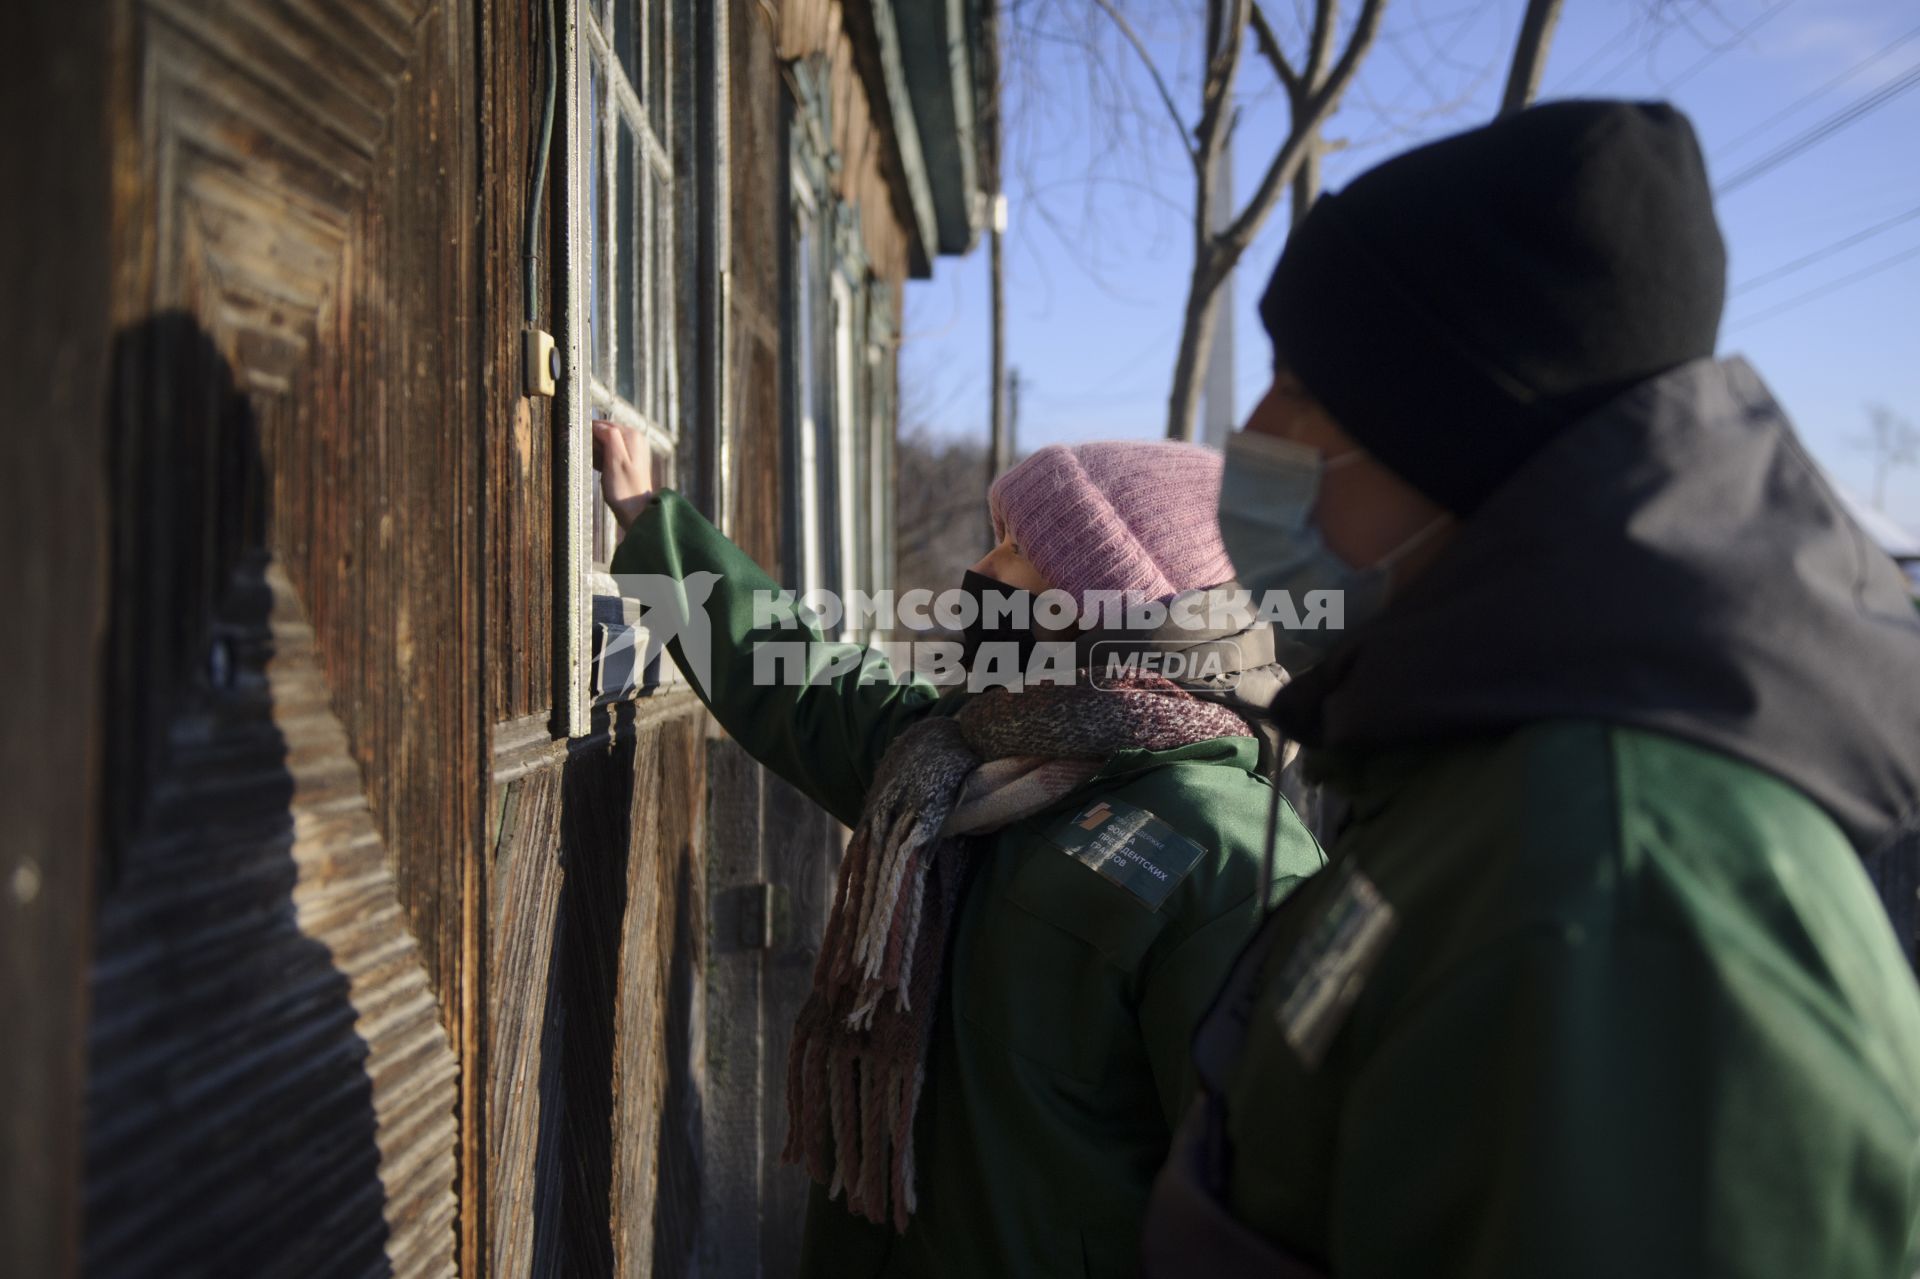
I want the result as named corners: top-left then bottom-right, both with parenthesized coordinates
top-left (1273, 357), bottom-right (1920, 861)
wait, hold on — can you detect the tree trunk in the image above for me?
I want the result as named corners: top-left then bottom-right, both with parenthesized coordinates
top-left (1290, 128), bottom-right (1321, 228)
top-left (1167, 257), bottom-right (1224, 442)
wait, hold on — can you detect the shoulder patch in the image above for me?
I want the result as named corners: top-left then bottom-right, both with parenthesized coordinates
top-left (1272, 864), bottom-right (1398, 1070)
top-left (1043, 796), bottom-right (1209, 910)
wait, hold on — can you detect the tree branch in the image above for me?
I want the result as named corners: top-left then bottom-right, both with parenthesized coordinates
top-left (1194, 0), bottom-right (1251, 174)
top-left (1089, 0), bottom-right (1198, 161)
top-left (1304, 0), bottom-right (1339, 88)
top-left (1191, 0), bottom-right (1252, 236)
top-left (1499, 0), bottom-right (1564, 116)
top-left (1248, 1), bottom-right (1301, 100)
top-left (1222, 0), bottom-right (1387, 251)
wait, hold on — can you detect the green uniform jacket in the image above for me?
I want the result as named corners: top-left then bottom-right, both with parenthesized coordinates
top-left (614, 492), bottom-right (1325, 1278)
top-left (1152, 359), bottom-right (1920, 1277)
top-left (1207, 723), bottom-right (1920, 1277)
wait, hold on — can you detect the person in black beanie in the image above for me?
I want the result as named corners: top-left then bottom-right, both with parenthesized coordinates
top-left (1143, 100), bottom-right (1920, 1278)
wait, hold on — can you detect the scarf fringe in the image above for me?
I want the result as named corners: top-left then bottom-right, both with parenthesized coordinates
top-left (781, 678), bottom-right (1252, 1232)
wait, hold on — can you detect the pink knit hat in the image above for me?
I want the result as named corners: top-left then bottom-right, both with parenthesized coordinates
top-left (988, 440), bottom-right (1236, 602)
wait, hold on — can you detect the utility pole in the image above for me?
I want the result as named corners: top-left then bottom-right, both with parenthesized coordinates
top-left (989, 212), bottom-right (1010, 480)
top-left (986, 368), bottom-right (1020, 549)
top-left (983, 0), bottom-right (1007, 546)
top-left (1500, 0), bottom-right (1566, 116)
top-left (1200, 138), bottom-right (1236, 448)
top-left (1007, 368), bottom-right (1021, 468)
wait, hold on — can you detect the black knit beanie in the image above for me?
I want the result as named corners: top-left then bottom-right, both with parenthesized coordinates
top-left (1259, 99), bottom-right (1726, 514)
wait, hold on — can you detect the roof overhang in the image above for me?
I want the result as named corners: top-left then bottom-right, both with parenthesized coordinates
top-left (893, 0), bottom-right (982, 258)
top-left (868, 0), bottom-right (986, 276)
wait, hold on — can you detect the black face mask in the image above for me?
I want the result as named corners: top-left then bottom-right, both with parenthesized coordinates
top-left (957, 569), bottom-right (1041, 669)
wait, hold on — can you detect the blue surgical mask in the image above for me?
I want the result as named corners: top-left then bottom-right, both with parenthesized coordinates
top-left (1218, 430), bottom-right (1446, 665)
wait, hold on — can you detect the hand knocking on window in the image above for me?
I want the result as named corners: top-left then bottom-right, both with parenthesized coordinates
top-left (593, 420), bottom-right (655, 532)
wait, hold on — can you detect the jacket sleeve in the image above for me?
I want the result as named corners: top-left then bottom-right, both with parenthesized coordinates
top-left (1328, 925), bottom-right (1920, 1279)
top-left (610, 489), bottom-right (942, 827)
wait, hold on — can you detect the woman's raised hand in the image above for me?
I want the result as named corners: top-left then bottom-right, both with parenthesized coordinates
top-left (593, 419), bottom-right (655, 532)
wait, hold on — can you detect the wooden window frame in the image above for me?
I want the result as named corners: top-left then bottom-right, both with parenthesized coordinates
top-left (557, 0), bottom-right (700, 732)
top-left (785, 59), bottom-right (885, 645)
top-left (865, 277), bottom-right (896, 599)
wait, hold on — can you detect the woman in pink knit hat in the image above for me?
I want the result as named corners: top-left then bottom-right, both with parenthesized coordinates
top-left (598, 423), bottom-right (1322, 1278)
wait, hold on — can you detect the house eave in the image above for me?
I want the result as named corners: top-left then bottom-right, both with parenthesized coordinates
top-left (866, 0), bottom-right (942, 278)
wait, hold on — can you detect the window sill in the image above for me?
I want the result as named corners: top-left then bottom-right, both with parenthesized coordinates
top-left (590, 591), bottom-right (687, 706)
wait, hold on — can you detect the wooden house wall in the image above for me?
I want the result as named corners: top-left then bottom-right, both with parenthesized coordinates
top-left (9, 0), bottom-right (935, 1273)
top-left (78, 0), bottom-right (485, 1270)
top-left (486, 696), bottom-right (714, 1276)
top-left (484, 3), bottom-right (922, 1271)
top-left (482, 0), bottom-right (556, 726)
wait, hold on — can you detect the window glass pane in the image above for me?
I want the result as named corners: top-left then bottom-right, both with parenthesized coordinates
top-left (869, 347), bottom-right (888, 590)
top-left (653, 177), bottom-right (670, 427)
top-left (644, 174), bottom-right (660, 425)
top-left (647, 0), bottom-right (667, 128)
top-left (588, 60), bottom-right (607, 380)
top-left (614, 0), bottom-right (638, 88)
top-left (794, 213), bottom-right (820, 592)
top-left (833, 278), bottom-right (858, 602)
top-left (616, 115), bottom-right (637, 406)
top-left (816, 262), bottom-right (843, 607)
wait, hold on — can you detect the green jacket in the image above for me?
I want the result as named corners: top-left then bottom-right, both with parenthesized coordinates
top-left (614, 492), bottom-right (1325, 1278)
top-left (1147, 359), bottom-right (1920, 1277)
top-left (1194, 723), bottom-right (1920, 1277)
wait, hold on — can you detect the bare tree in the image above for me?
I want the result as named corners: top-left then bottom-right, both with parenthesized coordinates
top-left (1128, 0), bottom-right (1390, 440)
top-left (1860, 403), bottom-right (1920, 513)
top-left (1014, 0), bottom-right (1566, 440)
top-left (1085, 0), bottom-right (1572, 438)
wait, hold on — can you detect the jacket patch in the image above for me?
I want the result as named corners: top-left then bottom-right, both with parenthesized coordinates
top-left (1273, 864), bottom-right (1398, 1069)
top-left (1043, 797), bottom-right (1208, 910)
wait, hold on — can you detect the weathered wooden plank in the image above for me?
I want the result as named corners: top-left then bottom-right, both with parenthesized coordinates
top-left (480, 0), bottom-right (555, 724)
top-left (487, 736), bottom-right (568, 1279)
top-left (101, 0), bottom-right (488, 1267)
top-left (759, 774), bottom-right (847, 1270)
top-left (553, 713), bottom-right (645, 1278)
top-left (124, 0), bottom-right (484, 1008)
top-left (701, 735), bottom-right (772, 1279)
top-left (613, 705), bottom-right (710, 1276)
top-left (726, 0), bottom-right (787, 574)
top-left (84, 554), bottom-right (459, 1279)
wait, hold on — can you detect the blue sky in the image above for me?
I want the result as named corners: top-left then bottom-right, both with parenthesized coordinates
top-left (902, 0), bottom-right (1920, 534)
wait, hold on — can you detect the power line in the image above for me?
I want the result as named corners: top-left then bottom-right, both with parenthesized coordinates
top-left (1578, 0), bottom-right (1798, 97)
top-left (1717, 62), bottom-right (1920, 194)
top-left (1661, 0), bottom-right (1797, 93)
top-left (1582, 30), bottom-right (1658, 95)
top-left (1554, 21), bottom-right (1638, 94)
top-left (1730, 202), bottom-right (1920, 295)
top-left (1727, 240), bottom-right (1920, 330)
top-left (1718, 20), bottom-right (1920, 156)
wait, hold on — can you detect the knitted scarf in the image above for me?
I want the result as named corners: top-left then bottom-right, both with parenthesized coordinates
top-left (782, 674), bottom-right (1253, 1230)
